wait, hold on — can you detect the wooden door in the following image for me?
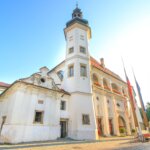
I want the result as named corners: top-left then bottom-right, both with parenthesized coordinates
top-left (97, 118), bottom-right (103, 136)
top-left (60, 121), bottom-right (67, 138)
top-left (109, 119), bottom-right (114, 135)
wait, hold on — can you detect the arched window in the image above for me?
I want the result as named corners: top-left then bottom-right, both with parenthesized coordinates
top-left (57, 70), bottom-right (64, 81)
top-left (93, 74), bottom-right (98, 83)
top-left (111, 83), bottom-right (120, 94)
top-left (118, 116), bottom-right (126, 130)
top-left (103, 78), bottom-right (110, 90)
top-left (93, 74), bottom-right (101, 86)
top-left (122, 88), bottom-right (127, 96)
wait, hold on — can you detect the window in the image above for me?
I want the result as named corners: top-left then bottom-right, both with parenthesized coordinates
top-left (82, 114), bottom-right (90, 125)
top-left (117, 103), bottom-right (120, 107)
top-left (68, 65), bottom-right (74, 77)
top-left (60, 101), bottom-right (66, 110)
top-left (68, 47), bottom-right (74, 54)
top-left (80, 46), bottom-right (86, 54)
top-left (40, 78), bottom-right (45, 83)
top-left (57, 70), bottom-right (64, 81)
top-left (80, 35), bottom-right (84, 40)
top-left (80, 64), bottom-right (87, 77)
top-left (69, 36), bottom-right (73, 41)
top-left (34, 111), bottom-right (43, 124)
top-left (93, 74), bottom-right (98, 83)
top-left (38, 100), bottom-right (44, 104)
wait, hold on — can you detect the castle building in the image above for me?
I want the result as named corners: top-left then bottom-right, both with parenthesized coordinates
top-left (0, 6), bottom-right (135, 143)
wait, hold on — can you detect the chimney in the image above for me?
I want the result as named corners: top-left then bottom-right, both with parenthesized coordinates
top-left (100, 58), bottom-right (105, 68)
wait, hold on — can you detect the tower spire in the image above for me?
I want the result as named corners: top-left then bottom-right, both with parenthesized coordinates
top-left (76, 1), bottom-right (78, 8)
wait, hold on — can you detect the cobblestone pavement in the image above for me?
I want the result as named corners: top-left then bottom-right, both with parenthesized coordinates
top-left (0, 137), bottom-right (149, 150)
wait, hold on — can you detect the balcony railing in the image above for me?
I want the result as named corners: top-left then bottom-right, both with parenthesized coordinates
top-left (94, 82), bottom-right (102, 87)
top-left (123, 93), bottom-right (128, 97)
top-left (103, 85), bottom-right (111, 91)
top-left (93, 82), bottom-right (126, 96)
top-left (112, 89), bottom-right (121, 95)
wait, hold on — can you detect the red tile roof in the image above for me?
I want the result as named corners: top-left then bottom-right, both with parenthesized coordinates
top-left (90, 57), bottom-right (125, 82)
top-left (0, 82), bottom-right (10, 87)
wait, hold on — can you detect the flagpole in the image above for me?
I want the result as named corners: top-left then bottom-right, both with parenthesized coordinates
top-left (132, 87), bottom-right (143, 140)
top-left (121, 58), bottom-right (139, 128)
top-left (132, 69), bottom-right (149, 130)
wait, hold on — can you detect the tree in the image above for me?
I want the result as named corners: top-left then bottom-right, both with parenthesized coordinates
top-left (146, 102), bottom-right (150, 121)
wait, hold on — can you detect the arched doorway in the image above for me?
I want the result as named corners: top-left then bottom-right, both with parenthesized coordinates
top-left (97, 118), bottom-right (104, 136)
top-left (118, 116), bottom-right (126, 134)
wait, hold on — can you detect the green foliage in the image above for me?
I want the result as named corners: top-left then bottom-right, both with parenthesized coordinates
top-left (139, 107), bottom-right (143, 119)
top-left (146, 102), bottom-right (150, 121)
top-left (131, 129), bottom-right (136, 133)
top-left (119, 128), bottom-right (126, 134)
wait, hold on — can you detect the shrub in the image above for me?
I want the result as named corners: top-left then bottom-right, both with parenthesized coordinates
top-left (119, 128), bottom-right (126, 134)
top-left (131, 129), bottom-right (136, 133)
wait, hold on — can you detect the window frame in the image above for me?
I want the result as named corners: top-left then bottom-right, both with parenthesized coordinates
top-left (38, 100), bottom-right (44, 104)
top-left (80, 46), bottom-right (86, 54)
top-left (80, 64), bottom-right (87, 77)
top-left (82, 114), bottom-right (90, 125)
top-left (68, 47), bottom-right (74, 54)
top-left (34, 111), bottom-right (44, 124)
top-left (80, 35), bottom-right (84, 40)
top-left (60, 100), bottom-right (66, 111)
top-left (68, 64), bottom-right (74, 77)
top-left (57, 70), bottom-right (64, 81)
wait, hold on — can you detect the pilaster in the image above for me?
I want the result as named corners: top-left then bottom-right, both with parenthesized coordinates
top-left (103, 96), bottom-right (110, 136)
top-left (112, 97), bottom-right (120, 136)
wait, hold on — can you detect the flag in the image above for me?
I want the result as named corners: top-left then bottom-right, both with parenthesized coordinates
top-left (123, 64), bottom-right (136, 109)
top-left (132, 69), bottom-right (149, 128)
top-left (133, 73), bottom-right (146, 111)
top-left (122, 59), bottom-right (138, 127)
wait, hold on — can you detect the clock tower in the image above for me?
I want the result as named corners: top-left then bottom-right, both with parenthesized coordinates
top-left (63, 6), bottom-right (97, 140)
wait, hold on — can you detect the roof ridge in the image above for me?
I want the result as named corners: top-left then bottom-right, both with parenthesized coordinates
top-left (90, 56), bottom-right (125, 83)
top-left (0, 82), bottom-right (10, 87)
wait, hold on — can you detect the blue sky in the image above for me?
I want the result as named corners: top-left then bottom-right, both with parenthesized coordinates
top-left (0, 0), bottom-right (150, 104)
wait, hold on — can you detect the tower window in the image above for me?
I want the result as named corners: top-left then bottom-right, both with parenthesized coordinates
top-left (80, 46), bottom-right (86, 54)
top-left (68, 65), bottom-right (74, 77)
top-left (68, 47), bottom-right (74, 54)
top-left (60, 101), bottom-right (66, 110)
top-left (80, 64), bottom-right (87, 77)
top-left (80, 35), bottom-right (84, 40)
top-left (82, 114), bottom-right (90, 125)
top-left (69, 36), bottom-right (73, 41)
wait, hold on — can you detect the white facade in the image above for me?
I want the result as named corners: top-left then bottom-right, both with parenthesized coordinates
top-left (0, 6), bottom-right (136, 143)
